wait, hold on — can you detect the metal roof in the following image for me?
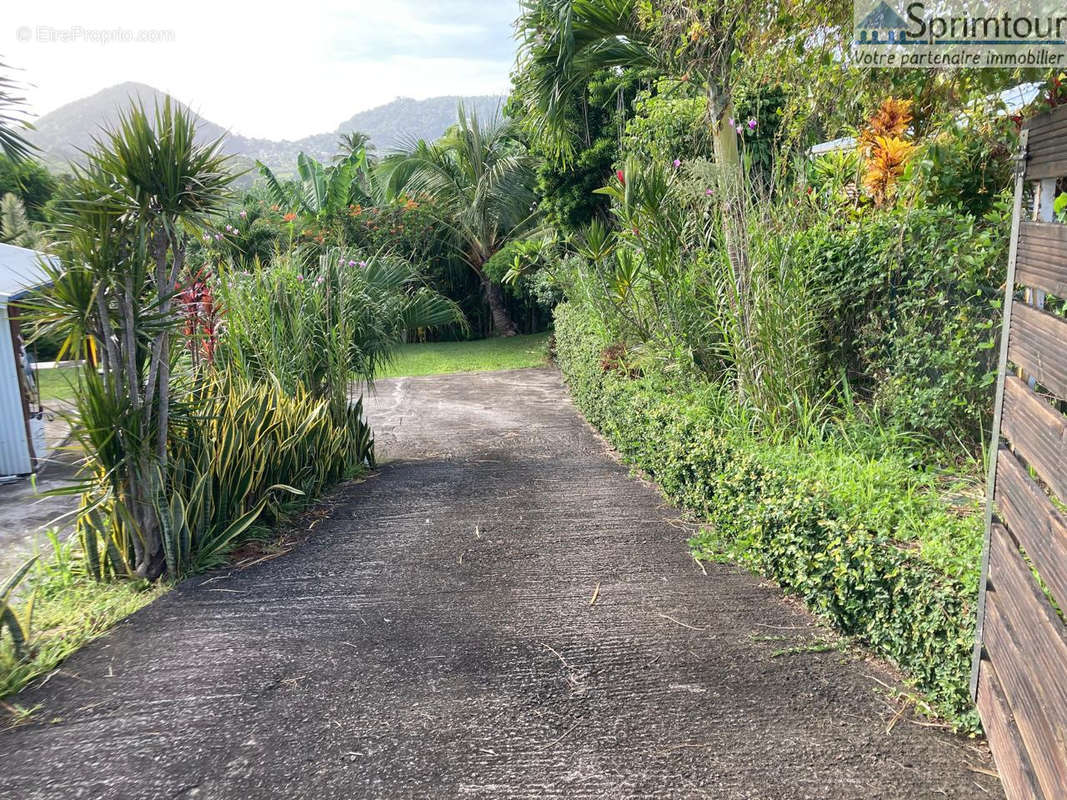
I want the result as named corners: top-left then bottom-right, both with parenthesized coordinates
top-left (0, 242), bottom-right (57, 304)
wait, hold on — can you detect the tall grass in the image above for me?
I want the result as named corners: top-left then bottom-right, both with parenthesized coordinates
top-left (563, 158), bottom-right (827, 429)
top-left (709, 200), bottom-right (827, 428)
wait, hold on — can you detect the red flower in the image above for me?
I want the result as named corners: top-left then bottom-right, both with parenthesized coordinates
top-left (616, 170), bottom-right (625, 184)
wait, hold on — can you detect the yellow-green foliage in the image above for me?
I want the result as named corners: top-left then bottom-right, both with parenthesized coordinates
top-left (78, 374), bottom-right (374, 581)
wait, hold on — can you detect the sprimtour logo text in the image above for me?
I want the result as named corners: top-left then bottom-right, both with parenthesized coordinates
top-left (854, 1), bottom-right (1067, 68)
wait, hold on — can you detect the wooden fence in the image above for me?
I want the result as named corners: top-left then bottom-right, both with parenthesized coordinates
top-left (972, 106), bottom-right (1067, 799)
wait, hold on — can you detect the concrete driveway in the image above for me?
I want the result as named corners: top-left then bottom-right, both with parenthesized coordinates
top-left (0, 368), bottom-right (1002, 799)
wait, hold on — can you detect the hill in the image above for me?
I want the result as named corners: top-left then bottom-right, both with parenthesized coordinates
top-left (27, 83), bottom-right (506, 181)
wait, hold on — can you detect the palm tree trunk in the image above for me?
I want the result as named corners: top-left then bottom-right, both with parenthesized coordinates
top-left (481, 274), bottom-right (517, 337)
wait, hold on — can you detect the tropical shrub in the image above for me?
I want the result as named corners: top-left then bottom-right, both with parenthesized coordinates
top-left (789, 202), bottom-right (1008, 447)
top-left (858, 98), bottom-right (915, 207)
top-left (75, 373), bottom-right (374, 580)
top-left (0, 154), bottom-right (55, 216)
top-left (0, 192), bottom-right (48, 249)
top-left (0, 559), bottom-right (37, 659)
top-left (258, 149), bottom-right (373, 220)
top-left (908, 115), bottom-right (1016, 217)
top-left (215, 246), bottom-right (464, 409)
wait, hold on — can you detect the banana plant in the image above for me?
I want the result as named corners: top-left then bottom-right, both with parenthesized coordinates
top-left (257, 149), bottom-right (373, 219)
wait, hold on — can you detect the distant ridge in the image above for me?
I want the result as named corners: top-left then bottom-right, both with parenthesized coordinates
top-left (26, 82), bottom-right (505, 180)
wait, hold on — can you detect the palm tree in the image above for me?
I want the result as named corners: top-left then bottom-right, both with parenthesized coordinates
top-left (0, 61), bottom-right (36, 164)
top-left (336, 130), bottom-right (375, 163)
top-left (514, 0), bottom-right (658, 162)
top-left (378, 106), bottom-right (535, 336)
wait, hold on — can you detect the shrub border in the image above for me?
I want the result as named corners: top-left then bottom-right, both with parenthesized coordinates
top-left (553, 303), bottom-right (979, 730)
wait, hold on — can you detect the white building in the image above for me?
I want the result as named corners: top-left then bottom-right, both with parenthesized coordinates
top-left (0, 243), bottom-right (55, 476)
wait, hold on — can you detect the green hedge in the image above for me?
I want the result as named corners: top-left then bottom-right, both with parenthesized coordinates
top-left (554, 302), bottom-right (979, 730)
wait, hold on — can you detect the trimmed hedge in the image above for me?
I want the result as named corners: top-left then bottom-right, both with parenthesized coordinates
top-left (554, 302), bottom-right (979, 730)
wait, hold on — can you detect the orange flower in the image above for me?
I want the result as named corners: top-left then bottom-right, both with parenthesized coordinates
top-left (283, 212), bottom-right (297, 222)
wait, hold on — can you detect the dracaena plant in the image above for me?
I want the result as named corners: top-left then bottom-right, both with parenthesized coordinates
top-left (26, 98), bottom-right (236, 580)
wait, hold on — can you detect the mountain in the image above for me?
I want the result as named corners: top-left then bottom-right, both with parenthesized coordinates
top-left (27, 82), bottom-right (506, 182)
top-left (336, 95), bottom-right (504, 150)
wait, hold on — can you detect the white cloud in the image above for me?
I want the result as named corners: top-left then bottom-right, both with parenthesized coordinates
top-left (5, 0), bottom-right (518, 139)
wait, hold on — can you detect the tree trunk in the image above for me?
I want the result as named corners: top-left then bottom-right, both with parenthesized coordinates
top-left (481, 275), bottom-right (518, 337)
top-left (132, 461), bottom-right (167, 580)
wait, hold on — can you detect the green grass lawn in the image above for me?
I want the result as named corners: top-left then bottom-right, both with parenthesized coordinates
top-left (376, 332), bottom-right (552, 379)
top-left (33, 365), bottom-right (80, 404)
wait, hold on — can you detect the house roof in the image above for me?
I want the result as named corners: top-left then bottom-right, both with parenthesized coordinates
top-left (0, 243), bottom-right (57, 304)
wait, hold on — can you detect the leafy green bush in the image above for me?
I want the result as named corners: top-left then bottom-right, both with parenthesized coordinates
top-left (554, 302), bottom-right (982, 730)
top-left (907, 116), bottom-right (1015, 218)
top-left (789, 202), bottom-right (1008, 447)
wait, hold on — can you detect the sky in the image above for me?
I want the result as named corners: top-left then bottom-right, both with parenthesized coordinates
top-left (6, 0), bottom-right (521, 140)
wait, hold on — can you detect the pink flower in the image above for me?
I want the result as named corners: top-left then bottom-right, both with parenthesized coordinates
top-left (339, 258), bottom-right (345, 265)
top-left (359, 261), bottom-right (367, 268)
top-left (735, 125), bottom-right (744, 134)
top-left (728, 117), bottom-right (735, 127)
top-left (215, 233), bottom-right (222, 240)
top-left (239, 210), bottom-right (247, 218)
top-left (315, 276), bottom-right (324, 285)
top-left (705, 188), bottom-right (713, 196)
top-left (747, 119), bottom-right (757, 130)
top-left (348, 260), bottom-right (357, 266)
top-left (297, 274), bottom-right (304, 282)
top-left (672, 158), bottom-right (681, 168)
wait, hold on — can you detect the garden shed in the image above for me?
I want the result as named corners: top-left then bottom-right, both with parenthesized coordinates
top-left (0, 242), bottom-right (54, 476)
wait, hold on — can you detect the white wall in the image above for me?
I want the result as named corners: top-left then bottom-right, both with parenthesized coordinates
top-left (0, 303), bottom-right (33, 476)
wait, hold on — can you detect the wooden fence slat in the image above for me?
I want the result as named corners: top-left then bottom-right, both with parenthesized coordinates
top-left (1018, 219), bottom-right (1067, 245)
top-left (1001, 377), bottom-right (1067, 503)
top-left (1017, 222), bottom-right (1067, 298)
top-left (977, 660), bottom-right (1046, 800)
top-left (1014, 262), bottom-right (1067, 300)
top-left (1023, 105), bottom-right (1067, 139)
top-left (988, 523), bottom-right (1067, 693)
top-left (1021, 131), bottom-right (1067, 157)
top-left (1009, 303), bottom-right (1067, 399)
top-left (1024, 142), bottom-right (1067, 167)
top-left (1025, 160), bottom-right (1067, 181)
top-left (994, 449), bottom-right (1067, 611)
top-left (983, 579), bottom-right (1067, 796)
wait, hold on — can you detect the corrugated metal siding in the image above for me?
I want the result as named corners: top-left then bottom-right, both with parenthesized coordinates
top-left (0, 304), bottom-right (32, 475)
